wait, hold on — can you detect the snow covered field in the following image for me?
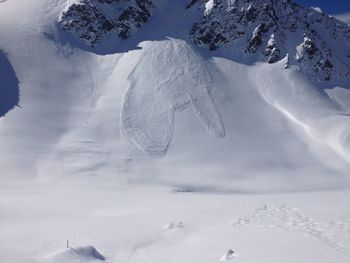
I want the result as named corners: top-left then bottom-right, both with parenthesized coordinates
top-left (1, 180), bottom-right (350, 263)
top-left (1, 0), bottom-right (350, 262)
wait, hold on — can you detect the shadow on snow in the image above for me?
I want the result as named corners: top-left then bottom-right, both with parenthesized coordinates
top-left (0, 50), bottom-right (19, 118)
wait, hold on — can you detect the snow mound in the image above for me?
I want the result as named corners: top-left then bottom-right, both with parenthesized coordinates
top-left (219, 249), bottom-right (235, 261)
top-left (40, 246), bottom-right (105, 263)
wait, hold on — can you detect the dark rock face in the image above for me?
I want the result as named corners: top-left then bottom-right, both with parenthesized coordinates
top-left (191, 20), bottom-right (229, 51)
top-left (59, 2), bottom-right (114, 46)
top-left (186, 0), bottom-right (200, 9)
top-left (265, 33), bottom-right (280, 64)
top-left (190, 0), bottom-right (350, 81)
top-left (296, 36), bottom-right (335, 81)
top-left (118, 1), bottom-right (152, 39)
top-left (59, 0), bottom-right (154, 47)
top-left (247, 23), bottom-right (267, 53)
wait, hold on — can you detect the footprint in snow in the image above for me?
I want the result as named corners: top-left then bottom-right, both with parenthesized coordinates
top-left (163, 221), bottom-right (184, 230)
top-left (232, 204), bottom-right (350, 253)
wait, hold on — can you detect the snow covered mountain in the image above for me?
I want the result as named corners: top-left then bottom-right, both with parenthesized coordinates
top-left (1, 1), bottom-right (350, 263)
top-left (60, 0), bottom-right (350, 81)
top-left (190, 0), bottom-right (350, 81)
top-left (1, 0), bottom-right (350, 191)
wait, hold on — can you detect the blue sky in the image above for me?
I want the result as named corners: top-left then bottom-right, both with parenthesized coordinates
top-left (294, 0), bottom-right (350, 14)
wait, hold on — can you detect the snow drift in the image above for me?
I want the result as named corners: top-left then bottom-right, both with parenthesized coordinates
top-left (40, 245), bottom-right (105, 262)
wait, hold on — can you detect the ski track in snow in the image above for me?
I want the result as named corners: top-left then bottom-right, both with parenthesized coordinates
top-left (232, 204), bottom-right (350, 253)
top-left (121, 39), bottom-right (225, 157)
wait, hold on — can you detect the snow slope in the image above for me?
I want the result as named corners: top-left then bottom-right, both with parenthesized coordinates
top-left (0, 0), bottom-right (349, 191)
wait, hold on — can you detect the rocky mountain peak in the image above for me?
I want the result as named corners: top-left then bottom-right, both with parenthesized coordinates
top-left (190, 0), bottom-right (350, 81)
top-left (58, 0), bottom-right (350, 81)
top-left (58, 0), bottom-right (154, 46)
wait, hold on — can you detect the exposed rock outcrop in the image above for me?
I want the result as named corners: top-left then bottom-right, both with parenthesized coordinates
top-left (59, 0), bottom-right (154, 46)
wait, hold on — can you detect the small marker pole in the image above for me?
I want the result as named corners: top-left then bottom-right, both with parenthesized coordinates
top-left (67, 240), bottom-right (69, 249)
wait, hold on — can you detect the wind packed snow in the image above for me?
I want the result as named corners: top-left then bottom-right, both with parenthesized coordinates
top-left (0, 0), bottom-right (350, 262)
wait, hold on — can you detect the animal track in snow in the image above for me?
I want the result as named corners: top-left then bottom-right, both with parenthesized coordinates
top-left (163, 221), bottom-right (184, 230)
top-left (232, 205), bottom-right (350, 253)
top-left (121, 39), bottom-right (225, 157)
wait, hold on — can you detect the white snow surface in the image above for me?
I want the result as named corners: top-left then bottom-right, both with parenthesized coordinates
top-left (0, 1), bottom-right (350, 262)
top-left (0, 181), bottom-right (350, 263)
